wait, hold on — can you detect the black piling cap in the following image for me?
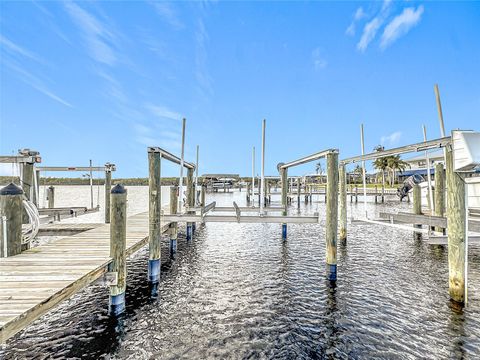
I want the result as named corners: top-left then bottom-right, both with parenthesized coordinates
top-left (111, 184), bottom-right (126, 194)
top-left (0, 183), bottom-right (23, 196)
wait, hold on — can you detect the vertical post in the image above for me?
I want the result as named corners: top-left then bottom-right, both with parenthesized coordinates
top-left (339, 164), bottom-right (347, 245)
top-left (375, 185), bottom-right (378, 204)
top-left (435, 163), bottom-right (446, 233)
top-left (148, 150), bottom-right (161, 290)
top-left (47, 186), bottom-right (55, 209)
top-left (186, 168), bottom-right (194, 240)
top-left (89, 159), bottom-right (94, 209)
top-left (297, 178), bottom-right (301, 208)
top-left (105, 166), bottom-right (112, 223)
top-left (413, 184), bottom-right (422, 240)
top-left (382, 184), bottom-right (385, 203)
top-left (201, 183), bottom-right (206, 207)
top-left (178, 118), bottom-right (186, 212)
top-left (252, 146), bottom-right (255, 207)
top-left (33, 169), bottom-right (40, 207)
top-left (360, 124), bottom-right (367, 219)
top-left (21, 162), bottom-right (33, 223)
top-left (169, 186), bottom-right (178, 258)
top-left (446, 145), bottom-right (467, 304)
top-left (355, 185), bottom-right (358, 203)
top-left (260, 119), bottom-right (266, 214)
top-left (109, 184), bottom-right (127, 315)
top-left (280, 166), bottom-right (287, 240)
top-left (326, 152), bottom-right (339, 281)
top-left (0, 183), bottom-right (24, 257)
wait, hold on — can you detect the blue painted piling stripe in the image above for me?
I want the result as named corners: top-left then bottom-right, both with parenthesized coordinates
top-left (326, 263), bottom-right (337, 281)
top-left (282, 224), bottom-right (287, 239)
top-left (148, 259), bottom-right (161, 283)
top-left (186, 225), bottom-right (192, 240)
top-left (170, 239), bottom-right (177, 254)
top-left (109, 292), bottom-right (125, 315)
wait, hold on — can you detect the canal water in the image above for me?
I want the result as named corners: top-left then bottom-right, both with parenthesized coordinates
top-left (1, 186), bottom-right (479, 359)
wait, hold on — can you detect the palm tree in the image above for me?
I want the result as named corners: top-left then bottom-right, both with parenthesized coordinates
top-left (315, 161), bottom-right (323, 183)
top-left (353, 164), bottom-right (363, 184)
top-left (386, 155), bottom-right (409, 186)
top-left (373, 145), bottom-right (388, 188)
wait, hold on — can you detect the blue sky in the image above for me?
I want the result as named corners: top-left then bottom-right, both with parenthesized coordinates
top-left (1, 1), bottom-right (479, 178)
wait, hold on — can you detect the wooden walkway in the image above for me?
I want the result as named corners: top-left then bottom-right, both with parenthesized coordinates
top-left (0, 211), bottom-right (166, 344)
top-left (36, 222), bottom-right (104, 236)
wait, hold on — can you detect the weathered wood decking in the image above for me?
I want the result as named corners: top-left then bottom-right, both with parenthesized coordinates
top-left (0, 211), bottom-right (165, 344)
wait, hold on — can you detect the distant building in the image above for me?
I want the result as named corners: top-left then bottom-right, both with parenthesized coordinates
top-left (398, 149), bottom-right (444, 182)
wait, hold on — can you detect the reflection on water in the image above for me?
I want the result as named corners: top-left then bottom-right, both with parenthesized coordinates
top-left (1, 187), bottom-right (480, 359)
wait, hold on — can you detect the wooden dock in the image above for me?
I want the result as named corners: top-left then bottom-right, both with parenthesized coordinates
top-left (36, 222), bottom-right (104, 236)
top-left (0, 211), bottom-right (168, 344)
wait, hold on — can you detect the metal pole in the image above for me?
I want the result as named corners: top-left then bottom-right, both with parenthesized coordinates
top-left (434, 84), bottom-right (446, 138)
top-left (252, 146), bottom-right (255, 208)
top-left (360, 124), bottom-right (367, 218)
top-left (260, 119), bottom-right (266, 215)
top-left (89, 159), bottom-right (93, 209)
top-left (423, 125), bottom-right (434, 215)
top-left (195, 145), bottom-right (199, 191)
top-left (178, 118), bottom-right (186, 213)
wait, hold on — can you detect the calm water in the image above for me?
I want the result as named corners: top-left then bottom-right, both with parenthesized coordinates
top-left (1, 186), bottom-right (480, 359)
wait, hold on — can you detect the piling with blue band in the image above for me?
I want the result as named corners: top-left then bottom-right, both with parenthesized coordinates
top-left (192, 223), bottom-right (196, 234)
top-left (148, 259), bottom-right (161, 284)
top-left (186, 225), bottom-right (192, 241)
top-left (170, 239), bottom-right (177, 258)
top-left (109, 292), bottom-right (125, 315)
top-left (282, 224), bottom-right (287, 240)
top-left (326, 263), bottom-right (337, 281)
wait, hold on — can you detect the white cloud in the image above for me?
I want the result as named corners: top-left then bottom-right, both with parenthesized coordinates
top-left (356, 0), bottom-right (392, 52)
top-left (195, 18), bottom-right (213, 98)
top-left (380, 5), bottom-right (424, 49)
top-left (64, 2), bottom-right (117, 65)
top-left (312, 48), bottom-right (327, 70)
top-left (145, 104), bottom-right (183, 121)
top-left (345, 7), bottom-right (366, 36)
top-left (151, 2), bottom-right (184, 30)
top-left (381, 131), bottom-right (402, 146)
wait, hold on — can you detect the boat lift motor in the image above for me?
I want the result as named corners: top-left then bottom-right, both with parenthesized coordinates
top-left (397, 174), bottom-right (425, 201)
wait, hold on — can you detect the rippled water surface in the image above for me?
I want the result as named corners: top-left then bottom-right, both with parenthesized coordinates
top-left (1, 186), bottom-right (480, 359)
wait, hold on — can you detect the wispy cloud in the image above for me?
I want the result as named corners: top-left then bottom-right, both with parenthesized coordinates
top-left (151, 1), bottom-right (184, 30)
top-left (3, 59), bottom-right (73, 107)
top-left (0, 35), bottom-right (45, 64)
top-left (381, 131), bottom-right (402, 146)
top-left (380, 5), bottom-right (424, 49)
top-left (311, 48), bottom-right (327, 70)
top-left (195, 18), bottom-right (213, 98)
top-left (63, 1), bottom-right (117, 65)
top-left (357, 1), bottom-right (392, 52)
top-left (346, 7), bottom-right (366, 36)
top-left (145, 103), bottom-right (183, 121)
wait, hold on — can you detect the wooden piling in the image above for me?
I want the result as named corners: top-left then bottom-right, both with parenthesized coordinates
top-left (435, 163), bottom-right (446, 233)
top-left (355, 185), bottom-right (358, 203)
top-left (169, 186), bottom-right (178, 258)
top-left (148, 151), bottom-right (161, 287)
top-left (21, 162), bottom-right (33, 224)
top-left (446, 146), bottom-right (467, 304)
top-left (105, 167), bottom-right (112, 223)
top-left (0, 183), bottom-right (24, 257)
top-left (326, 152), bottom-right (339, 281)
top-left (297, 178), bottom-right (301, 208)
top-left (413, 184), bottom-right (422, 240)
top-left (201, 183), bottom-right (206, 207)
top-left (186, 168), bottom-right (194, 240)
top-left (47, 186), bottom-right (55, 209)
top-left (109, 184), bottom-right (127, 315)
top-left (339, 164), bottom-right (347, 244)
top-left (280, 166), bottom-right (288, 239)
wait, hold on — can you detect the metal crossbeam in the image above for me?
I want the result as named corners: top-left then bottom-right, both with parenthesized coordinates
top-left (148, 147), bottom-right (195, 169)
top-left (37, 166), bottom-right (110, 172)
top-left (341, 136), bottom-right (451, 164)
top-left (201, 201), bottom-right (216, 217)
top-left (161, 214), bottom-right (319, 224)
top-left (278, 149), bottom-right (338, 170)
top-left (189, 206), bottom-right (286, 213)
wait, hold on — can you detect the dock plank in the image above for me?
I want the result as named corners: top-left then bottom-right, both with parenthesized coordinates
top-left (0, 211), bottom-right (169, 344)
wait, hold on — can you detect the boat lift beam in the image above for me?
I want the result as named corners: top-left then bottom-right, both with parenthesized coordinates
top-left (148, 146), bottom-right (195, 170)
top-left (278, 149), bottom-right (338, 170)
top-left (340, 136), bottom-right (451, 164)
top-left (161, 214), bottom-right (319, 224)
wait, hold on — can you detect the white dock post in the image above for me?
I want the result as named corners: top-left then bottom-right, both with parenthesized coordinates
top-left (279, 165), bottom-right (288, 239)
top-left (109, 184), bottom-right (127, 315)
top-left (47, 186), bottom-right (55, 209)
top-left (186, 168), bottom-right (194, 241)
top-left (169, 186), bottom-right (178, 258)
top-left (104, 164), bottom-right (112, 223)
top-left (413, 184), bottom-right (422, 240)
